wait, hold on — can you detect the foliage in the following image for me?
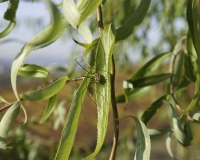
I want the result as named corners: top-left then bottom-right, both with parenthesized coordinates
top-left (1, 0), bottom-right (200, 160)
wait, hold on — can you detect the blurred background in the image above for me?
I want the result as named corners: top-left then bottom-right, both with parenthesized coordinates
top-left (1, 0), bottom-right (197, 160)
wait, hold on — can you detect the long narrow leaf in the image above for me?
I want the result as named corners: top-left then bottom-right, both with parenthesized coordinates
top-left (180, 79), bottom-right (200, 118)
top-left (166, 131), bottom-right (176, 159)
top-left (54, 70), bottom-right (92, 159)
top-left (0, 101), bottom-right (21, 149)
top-left (83, 24), bottom-right (115, 160)
top-left (170, 105), bottom-right (190, 147)
top-left (18, 64), bottom-right (49, 78)
top-left (187, 0), bottom-right (200, 74)
top-left (0, 18), bottom-right (16, 38)
top-left (185, 32), bottom-right (198, 82)
top-left (120, 116), bottom-right (151, 160)
top-left (3, 0), bottom-right (19, 21)
top-left (78, 0), bottom-right (102, 26)
top-left (193, 112), bottom-right (200, 122)
top-left (20, 76), bottom-right (68, 101)
top-left (116, 0), bottom-right (151, 42)
top-left (141, 95), bottom-right (167, 124)
top-left (63, 0), bottom-right (92, 43)
top-left (11, 1), bottom-right (64, 100)
top-left (40, 94), bottom-right (58, 124)
top-left (127, 74), bottom-right (174, 88)
top-left (129, 52), bottom-right (171, 80)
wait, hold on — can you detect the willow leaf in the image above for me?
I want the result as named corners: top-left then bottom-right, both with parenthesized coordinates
top-left (78, 0), bottom-right (102, 26)
top-left (141, 95), bottom-right (166, 124)
top-left (54, 70), bottom-right (92, 159)
top-left (20, 76), bottom-right (68, 101)
top-left (120, 116), bottom-right (151, 160)
top-left (0, 18), bottom-right (16, 38)
top-left (193, 112), bottom-right (200, 123)
top-left (170, 105), bottom-right (190, 147)
top-left (83, 24), bottom-right (115, 159)
top-left (180, 79), bottom-right (200, 118)
top-left (18, 64), bottom-right (49, 78)
top-left (166, 131), bottom-right (176, 159)
top-left (0, 101), bottom-right (21, 150)
top-left (63, 0), bottom-right (92, 43)
top-left (127, 74), bottom-right (174, 88)
top-left (11, 1), bottom-right (63, 100)
top-left (40, 94), bottom-right (58, 124)
top-left (3, 0), bottom-right (19, 22)
top-left (187, 0), bottom-right (200, 74)
top-left (129, 52), bottom-right (171, 80)
top-left (116, 0), bottom-right (151, 42)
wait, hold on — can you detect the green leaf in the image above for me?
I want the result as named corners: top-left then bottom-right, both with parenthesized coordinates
top-left (3, 0), bottom-right (19, 22)
top-left (18, 64), bottom-right (49, 78)
top-left (183, 121), bottom-right (193, 145)
top-left (173, 47), bottom-right (184, 87)
top-left (11, 1), bottom-right (64, 100)
top-left (116, 87), bottom-right (152, 103)
top-left (170, 104), bottom-right (190, 147)
top-left (187, 0), bottom-right (200, 74)
top-left (180, 79), bottom-right (200, 118)
top-left (76, 0), bottom-right (89, 11)
top-left (78, 0), bottom-right (102, 26)
top-left (133, 117), bottom-right (150, 160)
top-left (166, 131), bottom-right (177, 159)
top-left (83, 24), bottom-right (116, 159)
top-left (141, 95), bottom-right (167, 124)
top-left (129, 52), bottom-right (171, 80)
top-left (0, 18), bottom-right (16, 38)
top-left (127, 74), bottom-right (174, 88)
top-left (40, 94), bottom-right (58, 124)
top-left (116, 0), bottom-right (151, 42)
top-left (174, 76), bottom-right (191, 92)
top-left (0, 101), bottom-right (21, 150)
top-left (63, 0), bottom-right (92, 43)
top-left (185, 32), bottom-right (198, 82)
top-left (54, 70), bottom-right (92, 159)
top-left (192, 112), bottom-right (200, 122)
top-left (20, 76), bottom-right (68, 101)
top-left (73, 38), bottom-right (99, 58)
top-left (187, 0), bottom-right (195, 52)
top-left (0, 96), bottom-right (7, 103)
top-left (120, 116), bottom-right (151, 160)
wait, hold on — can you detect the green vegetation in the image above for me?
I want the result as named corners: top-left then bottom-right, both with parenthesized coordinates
top-left (1, 0), bottom-right (200, 160)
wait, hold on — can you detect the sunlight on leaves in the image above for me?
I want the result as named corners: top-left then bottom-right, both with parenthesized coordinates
top-left (63, 0), bottom-right (92, 43)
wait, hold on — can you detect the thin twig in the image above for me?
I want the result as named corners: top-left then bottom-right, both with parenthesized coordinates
top-left (97, 6), bottom-right (104, 34)
top-left (109, 56), bottom-right (119, 160)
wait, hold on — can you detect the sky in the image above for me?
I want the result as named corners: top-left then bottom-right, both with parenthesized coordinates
top-left (0, 0), bottom-right (186, 70)
top-left (0, 0), bottom-right (75, 68)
